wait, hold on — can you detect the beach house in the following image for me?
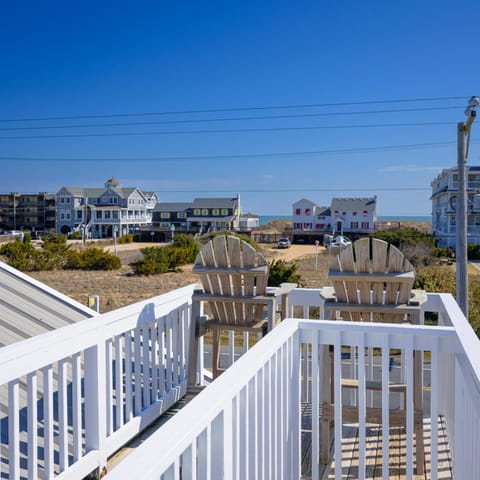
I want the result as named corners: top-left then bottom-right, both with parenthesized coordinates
top-left (431, 166), bottom-right (480, 248)
top-left (56, 178), bottom-right (158, 239)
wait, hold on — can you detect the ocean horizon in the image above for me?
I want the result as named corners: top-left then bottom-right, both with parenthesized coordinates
top-left (259, 215), bottom-right (431, 225)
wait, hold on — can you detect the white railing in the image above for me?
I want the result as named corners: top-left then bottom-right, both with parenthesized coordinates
top-left (105, 292), bottom-right (480, 480)
top-left (0, 284), bottom-right (197, 480)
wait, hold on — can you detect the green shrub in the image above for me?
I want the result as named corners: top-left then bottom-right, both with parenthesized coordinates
top-left (433, 246), bottom-right (455, 258)
top-left (131, 247), bottom-right (170, 275)
top-left (43, 233), bottom-right (67, 244)
top-left (118, 234), bottom-right (134, 244)
top-left (68, 231), bottom-right (83, 240)
top-left (65, 247), bottom-right (121, 270)
top-left (467, 243), bottom-right (480, 260)
top-left (268, 259), bottom-right (302, 287)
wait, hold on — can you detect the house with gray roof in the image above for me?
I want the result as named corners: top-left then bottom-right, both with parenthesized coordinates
top-left (56, 178), bottom-right (158, 239)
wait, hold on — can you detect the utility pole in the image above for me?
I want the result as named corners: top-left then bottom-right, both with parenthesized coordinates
top-left (456, 96), bottom-right (479, 318)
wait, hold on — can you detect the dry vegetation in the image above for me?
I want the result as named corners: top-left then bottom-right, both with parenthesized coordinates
top-left (27, 221), bottom-right (431, 314)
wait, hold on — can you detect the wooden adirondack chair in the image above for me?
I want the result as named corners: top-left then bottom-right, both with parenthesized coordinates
top-left (188, 235), bottom-right (294, 384)
top-left (320, 238), bottom-right (426, 473)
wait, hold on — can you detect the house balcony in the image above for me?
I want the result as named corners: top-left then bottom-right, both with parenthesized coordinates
top-left (1, 287), bottom-right (479, 479)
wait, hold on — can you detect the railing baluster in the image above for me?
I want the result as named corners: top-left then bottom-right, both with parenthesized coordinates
top-left (405, 335), bottom-right (414, 480)
top-left (142, 322), bottom-right (151, 408)
top-left (58, 358), bottom-right (69, 471)
top-left (333, 331), bottom-right (342, 480)
top-left (124, 331), bottom-right (133, 421)
top-left (166, 314), bottom-right (173, 392)
top-left (8, 379), bottom-right (20, 480)
top-left (311, 331), bottom-right (320, 480)
top-left (115, 335), bottom-right (124, 429)
top-left (43, 364), bottom-right (54, 479)
top-left (105, 338), bottom-right (113, 435)
top-left (158, 316), bottom-right (166, 397)
top-left (134, 325), bottom-right (142, 414)
top-left (358, 333), bottom-right (366, 480)
top-left (27, 372), bottom-right (38, 480)
top-left (381, 335), bottom-right (390, 479)
top-left (430, 336), bottom-right (439, 480)
top-left (72, 352), bottom-right (82, 461)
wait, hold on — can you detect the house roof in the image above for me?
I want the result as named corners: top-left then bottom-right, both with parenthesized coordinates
top-left (192, 197), bottom-right (238, 208)
top-left (154, 202), bottom-right (191, 212)
top-left (0, 262), bottom-right (95, 348)
top-left (331, 197), bottom-right (376, 212)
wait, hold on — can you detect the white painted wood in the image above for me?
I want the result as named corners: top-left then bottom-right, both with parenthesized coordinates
top-left (72, 352), bottom-right (82, 462)
top-left (115, 335), bottom-right (124, 429)
top-left (357, 333), bottom-right (366, 480)
top-left (27, 372), bottom-right (38, 480)
top-left (58, 359), bottom-right (68, 471)
top-left (124, 331), bottom-right (133, 422)
top-left (43, 364), bottom-right (54, 479)
top-left (381, 336), bottom-right (389, 479)
top-left (105, 338), bottom-right (113, 436)
top-left (431, 336), bottom-right (439, 480)
top-left (8, 379), bottom-right (19, 480)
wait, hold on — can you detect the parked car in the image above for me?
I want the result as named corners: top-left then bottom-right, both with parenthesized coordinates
top-left (277, 237), bottom-right (291, 249)
top-left (329, 235), bottom-right (352, 248)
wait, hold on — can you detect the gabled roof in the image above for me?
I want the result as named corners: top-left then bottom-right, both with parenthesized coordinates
top-left (192, 197), bottom-right (238, 208)
top-left (331, 197), bottom-right (376, 212)
top-left (315, 206), bottom-right (330, 215)
top-left (154, 202), bottom-right (191, 212)
top-left (293, 198), bottom-right (317, 207)
top-left (0, 262), bottom-right (95, 348)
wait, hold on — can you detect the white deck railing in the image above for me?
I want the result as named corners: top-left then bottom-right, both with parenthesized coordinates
top-left (105, 291), bottom-right (480, 480)
top-left (2, 286), bottom-right (480, 479)
top-left (0, 284), bottom-right (196, 480)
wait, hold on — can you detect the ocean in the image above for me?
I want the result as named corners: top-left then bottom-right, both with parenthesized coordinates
top-left (259, 215), bottom-right (431, 225)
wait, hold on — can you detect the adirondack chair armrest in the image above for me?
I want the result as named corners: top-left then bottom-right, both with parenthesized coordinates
top-left (319, 286), bottom-right (336, 302)
top-left (409, 289), bottom-right (427, 306)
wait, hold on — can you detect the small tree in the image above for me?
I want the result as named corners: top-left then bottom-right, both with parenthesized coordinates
top-left (268, 259), bottom-right (302, 287)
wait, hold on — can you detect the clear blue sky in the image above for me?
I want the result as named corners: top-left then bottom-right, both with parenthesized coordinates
top-left (1, 1), bottom-right (479, 216)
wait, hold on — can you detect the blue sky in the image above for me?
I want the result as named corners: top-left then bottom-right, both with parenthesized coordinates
top-left (1, 1), bottom-right (479, 216)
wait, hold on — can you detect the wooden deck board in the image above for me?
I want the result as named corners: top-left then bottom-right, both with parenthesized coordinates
top-left (299, 402), bottom-right (453, 480)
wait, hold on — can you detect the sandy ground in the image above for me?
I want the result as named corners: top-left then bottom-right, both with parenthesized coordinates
top-left (28, 242), bottom-right (326, 313)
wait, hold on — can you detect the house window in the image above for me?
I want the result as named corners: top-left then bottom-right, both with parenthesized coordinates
top-left (193, 208), bottom-right (201, 215)
top-left (178, 212), bottom-right (186, 218)
top-left (212, 209), bottom-right (220, 215)
top-left (113, 211), bottom-right (118, 219)
top-left (61, 198), bottom-right (65, 204)
top-left (60, 211), bottom-right (65, 220)
top-left (96, 211), bottom-right (102, 219)
top-left (474, 216), bottom-right (480, 226)
top-left (361, 221), bottom-right (369, 229)
top-left (351, 221), bottom-right (359, 229)
top-left (202, 208), bottom-right (209, 215)
top-left (295, 208), bottom-right (301, 215)
top-left (221, 209), bottom-right (228, 215)
top-left (305, 208), bottom-right (311, 215)
top-left (77, 211), bottom-right (82, 219)
top-left (66, 212), bottom-right (71, 220)
top-left (161, 212), bottom-right (171, 219)
top-left (105, 211), bottom-right (111, 219)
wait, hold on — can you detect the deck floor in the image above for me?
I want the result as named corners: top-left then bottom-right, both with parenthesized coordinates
top-left (301, 403), bottom-right (453, 480)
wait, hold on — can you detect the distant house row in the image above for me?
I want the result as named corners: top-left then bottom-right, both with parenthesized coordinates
top-left (292, 197), bottom-right (377, 235)
top-left (0, 178), bottom-right (257, 239)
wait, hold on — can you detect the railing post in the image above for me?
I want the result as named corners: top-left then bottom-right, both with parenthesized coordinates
top-left (84, 331), bottom-right (108, 477)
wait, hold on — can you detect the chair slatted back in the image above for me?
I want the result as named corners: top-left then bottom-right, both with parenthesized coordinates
top-left (194, 235), bottom-right (269, 326)
top-left (329, 237), bottom-right (415, 323)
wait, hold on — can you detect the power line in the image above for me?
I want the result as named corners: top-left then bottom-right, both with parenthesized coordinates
top-left (0, 121), bottom-right (457, 140)
top-left (0, 140), bottom-right (459, 162)
top-left (153, 187), bottom-right (431, 193)
top-left (0, 95), bottom-right (466, 123)
top-left (0, 105), bottom-right (463, 131)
